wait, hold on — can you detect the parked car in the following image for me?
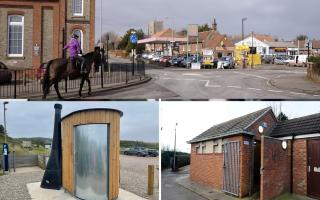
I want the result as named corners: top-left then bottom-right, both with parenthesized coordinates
top-left (217, 56), bottom-right (235, 69)
top-left (123, 147), bottom-right (148, 157)
top-left (147, 149), bottom-right (159, 157)
top-left (262, 55), bottom-right (275, 64)
top-left (151, 54), bottom-right (161, 62)
top-left (142, 53), bottom-right (149, 59)
top-left (283, 56), bottom-right (296, 65)
top-left (180, 56), bottom-right (193, 68)
top-left (169, 56), bottom-right (185, 66)
top-left (0, 61), bottom-right (12, 84)
top-left (274, 57), bottom-right (286, 65)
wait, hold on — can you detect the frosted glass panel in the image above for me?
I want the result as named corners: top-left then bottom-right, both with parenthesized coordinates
top-left (74, 124), bottom-right (108, 200)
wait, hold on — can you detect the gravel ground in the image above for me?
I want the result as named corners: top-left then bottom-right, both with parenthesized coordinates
top-left (0, 170), bottom-right (44, 200)
top-left (120, 155), bottom-right (159, 199)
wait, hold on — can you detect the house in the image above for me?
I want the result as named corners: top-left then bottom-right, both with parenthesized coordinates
top-left (22, 140), bottom-right (32, 148)
top-left (236, 35), bottom-right (298, 56)
top-left (179, 20), bottom-right (235, 58)
top-left (138, 28), bottom-right (187, 55)
top-left (188, 107), bottom-right (320, 200)
top-left (0, 0), bottom-right (96, 69)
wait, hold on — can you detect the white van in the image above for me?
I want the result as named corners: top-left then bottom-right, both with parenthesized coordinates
top-left (294, 55), bottom-right (308, 64)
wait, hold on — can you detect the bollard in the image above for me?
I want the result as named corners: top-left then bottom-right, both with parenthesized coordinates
top-left (148, 165), bottom-right (154, 195)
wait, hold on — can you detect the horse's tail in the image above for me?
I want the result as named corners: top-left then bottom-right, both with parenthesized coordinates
top-left (42, 60), bottom-right (53, 93)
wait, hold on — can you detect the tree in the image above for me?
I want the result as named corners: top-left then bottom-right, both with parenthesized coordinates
top-left (277, 112), bottom-right (289, 122)
top-left (0, 124), bottom-right (4, 135)
top-left (296, 34), bottom-right (308, 41)
top-left (118, 29), bottom-right (145, 54)
top-left (100, 31), bottom-right (120, 50)
top-left (198, 24), bottom-right (210, 32)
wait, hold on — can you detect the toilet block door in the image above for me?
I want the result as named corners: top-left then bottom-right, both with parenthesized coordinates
top-left (74, 124), bottom-right (109, 200)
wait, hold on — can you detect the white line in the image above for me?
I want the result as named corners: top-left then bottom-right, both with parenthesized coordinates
top-left (247, 88), bottom-right (262, 91)
top-left (204, 80), bottom-right (222, 88)
top-left (183, 78), bottom-right (196, 81)
top-left (161, 77), bottom-right (172, 80)
top-left (234, 71), bottom-right (269, 80)
top-left (289, 92), bottom-right (307, 96)
top-left (313, 95), bottom-right (320, 97)
top-left (267, 90), bottom-right (283, 93)
top-left (227, 86), bottom-right (242, 89)
top-left (183, 73), bottom-right (202, 76)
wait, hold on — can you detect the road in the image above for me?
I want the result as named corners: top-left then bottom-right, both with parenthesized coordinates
top-left (85, 64), bottom-right (320, 99)
top-left (161, 168), bottom-right (206, 200)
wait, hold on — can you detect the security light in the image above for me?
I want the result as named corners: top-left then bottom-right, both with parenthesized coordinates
top-left (282, 141), bottom-right (288, 150)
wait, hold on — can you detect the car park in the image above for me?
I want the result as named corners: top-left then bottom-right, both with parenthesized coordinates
top-left (123, 147), bottom-right (148, 157)
top-left (0, 61), bottom-right (12, 84)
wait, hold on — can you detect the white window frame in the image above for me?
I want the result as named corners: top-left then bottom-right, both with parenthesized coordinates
top-left (73, 0), bottom-right (84, 16)
top-left (7, 15), bottom-right (24, 57)
top-left (72, 29), bottom-right (83, 50)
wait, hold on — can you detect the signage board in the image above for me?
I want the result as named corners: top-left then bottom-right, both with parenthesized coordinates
top-left (130, 33), bottom-right (138, 44)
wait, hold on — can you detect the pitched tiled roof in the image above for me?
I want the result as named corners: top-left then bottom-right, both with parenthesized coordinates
top-left (270, 113), bottom-right (320, 137)
top-left (254, 34), bottom-right (274, 42)
top-left (152, 28), bottom-right (185, 38)
top-left (189, 107), bottom-right (272, 143)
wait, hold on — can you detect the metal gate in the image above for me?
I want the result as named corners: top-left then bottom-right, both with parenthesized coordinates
top-left (222, 141), bottom-right (240, 196)
top-left (307, 139), bottom-right (320, 199)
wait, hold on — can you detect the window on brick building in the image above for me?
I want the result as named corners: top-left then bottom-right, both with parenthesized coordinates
top-left (201, 142), bottom-right (206, 153)
top-left (7, 15), bottom-right (24, 57)
top-left (73, 0), bottom-right (83, 16)
top-left (196, 146), bottom-right (200, 154)
top-left (213, 139), bottom-right (222, 153)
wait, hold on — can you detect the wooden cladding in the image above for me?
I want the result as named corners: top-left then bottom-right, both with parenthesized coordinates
top-left (61, 109), bottom-right (121, 200)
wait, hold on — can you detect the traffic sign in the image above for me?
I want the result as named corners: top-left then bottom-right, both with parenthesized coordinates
top-left (130, 33), bottom-right (138, 44)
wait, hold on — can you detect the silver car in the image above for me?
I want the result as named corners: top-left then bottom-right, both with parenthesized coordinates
top-left (217, 56), bottom-right (235, 69)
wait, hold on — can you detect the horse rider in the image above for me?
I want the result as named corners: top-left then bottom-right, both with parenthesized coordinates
top-left (63, 33), bottom-right (86, 74)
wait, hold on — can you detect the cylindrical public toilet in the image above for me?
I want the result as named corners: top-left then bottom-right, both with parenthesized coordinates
top-left (61, 108), bottom-right (123, 200)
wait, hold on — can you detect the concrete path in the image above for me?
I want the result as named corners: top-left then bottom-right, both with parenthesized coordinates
top-left (27, 182), bottom-right (147, 200)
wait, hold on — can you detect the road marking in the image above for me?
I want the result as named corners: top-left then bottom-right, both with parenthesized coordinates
top-left (267, 90), bottom-right (283, 93)
top-left (162, 77), bottom-right (172, 80)
top-left (204, 80), bottom-right (222, 88)
top-left (227, 86), bottom-right (242, 89)
top-left (183, 73), bottom-right (202, 76)
top-left (313, 95), bottom-right (320, 97)
top-left (184, 78), bottom-right (196, 81)
top-left (234, 72), bottom-right (269, 80)
top-left (247, 88), bottom-right (262, 91)
top-left (289, 92), bottom-right (307, 96)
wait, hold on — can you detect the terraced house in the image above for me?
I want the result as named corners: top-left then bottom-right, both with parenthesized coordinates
top-left (0, 0), bottom-right (95, 69)
top-left (188, 107), bottom-right (320, 200)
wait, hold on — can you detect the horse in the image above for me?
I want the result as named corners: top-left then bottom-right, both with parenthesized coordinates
top-left (42, 49), bottom-right (102, 99)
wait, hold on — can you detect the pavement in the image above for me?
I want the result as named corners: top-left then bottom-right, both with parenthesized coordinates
top-left (86, 64), bottom-right (320, 99)
top-left (27, 182), bottom-right (147, 200)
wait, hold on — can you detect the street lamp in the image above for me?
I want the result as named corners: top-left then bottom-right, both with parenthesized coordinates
top-left (3, 101), bottom-right (8, 143)
top-left (172, 122), bottom-right (178, 172)
top-left (242, 17), bottom-right (247, 40)
top-left (164, 16), bottom-right (175, 56)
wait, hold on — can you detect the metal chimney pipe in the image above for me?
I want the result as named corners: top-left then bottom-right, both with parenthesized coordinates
top-left (41, 104), bottom-right (63, 190)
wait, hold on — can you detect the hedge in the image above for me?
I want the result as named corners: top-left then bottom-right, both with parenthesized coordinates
top-left (161, 150), bottom-right (190, 170)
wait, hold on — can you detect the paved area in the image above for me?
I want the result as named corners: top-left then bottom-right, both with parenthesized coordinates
top-left (27, 182), bottom-right (147, 200)
top-left (0, 167), bottom-right (43, 200)
top-left (162, 167), bottom-right (207, 200)
top-left (87, 65), bottom-right (320, 99)
top-left (120, 155), bottom-right (159, 200)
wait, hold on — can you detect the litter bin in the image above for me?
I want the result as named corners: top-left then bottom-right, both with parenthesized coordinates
top-left (61, 108), bottom-right (123, 200)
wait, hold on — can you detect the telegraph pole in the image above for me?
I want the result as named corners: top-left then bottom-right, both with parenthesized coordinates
top-left (172, 123), bottom-right (178, 172)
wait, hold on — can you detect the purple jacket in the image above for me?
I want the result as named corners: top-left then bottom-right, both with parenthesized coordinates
top-left (64, 38), bottom-right (81, 58)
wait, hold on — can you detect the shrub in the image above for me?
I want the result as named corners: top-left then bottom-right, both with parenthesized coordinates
top-left (161, 150), bottom-right (190, 170)
top-left (308, 56), bottom-right (320, 74)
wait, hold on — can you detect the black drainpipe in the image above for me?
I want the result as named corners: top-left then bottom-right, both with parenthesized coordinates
top-left (41, 104), bottom-right (63, 189)
top-left (290, 135), bottom-right (295, 194)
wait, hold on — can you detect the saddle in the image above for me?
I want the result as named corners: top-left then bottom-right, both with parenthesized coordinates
top-left (70, 57), bottom-right (83, 72)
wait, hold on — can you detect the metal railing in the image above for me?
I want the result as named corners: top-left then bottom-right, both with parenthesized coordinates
top-left (0, 61), bottom-right (146, 99)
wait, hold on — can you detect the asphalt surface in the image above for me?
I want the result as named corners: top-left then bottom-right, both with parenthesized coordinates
top-left (85, 63), bottom-right (320, 100)
top-left (161, 168), bottom-right (206, 200)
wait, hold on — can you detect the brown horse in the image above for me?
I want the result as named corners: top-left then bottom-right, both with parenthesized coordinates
top-left (42, 49), bottom-right (102, 99)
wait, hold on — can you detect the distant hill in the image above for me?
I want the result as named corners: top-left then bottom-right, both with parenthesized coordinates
top-left (120, 140), bottom-right (158, 150)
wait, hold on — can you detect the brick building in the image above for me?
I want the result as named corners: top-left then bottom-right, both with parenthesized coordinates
top-left (189, 107), bottom-right (320, 200)
top-left (0, 0), bottom-right (95, 69)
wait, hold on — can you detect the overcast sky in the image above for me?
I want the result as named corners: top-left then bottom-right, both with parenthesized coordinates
top-left (95, 0), bottom-right (320, 41)
top-left (161, 101), bottom-right (320, 153)
top-left (0, 100), bottom-right (159, 143)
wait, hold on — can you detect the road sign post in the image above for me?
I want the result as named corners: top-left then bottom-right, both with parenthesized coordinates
top-left (130, 32), bottom-right (138, 76)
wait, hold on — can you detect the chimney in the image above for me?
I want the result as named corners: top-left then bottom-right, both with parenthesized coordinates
top-left (213, 18), bottom-right (217, 31)
top-left (41, 104), bottom-right (63, 190)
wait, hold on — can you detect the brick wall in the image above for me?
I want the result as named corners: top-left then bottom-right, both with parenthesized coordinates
top-left (247, 109), bottom-right (278, 141)
top-left (261, 136), bottom-right (291, 200)
top-left (190, 135), bottom-right (253, 198)
top-left (42, 8), bottom-right (53, 63)
top-left (293, 139), bottom-right (307, 195)
top-left (190, 143), bottom-right (224, 189)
